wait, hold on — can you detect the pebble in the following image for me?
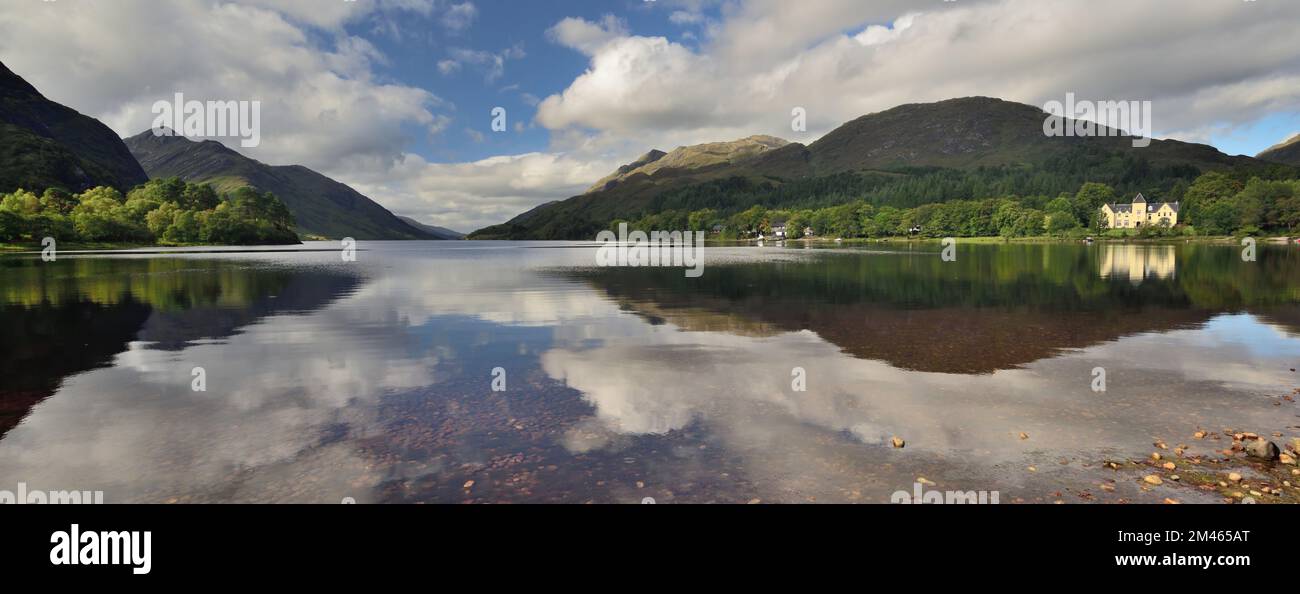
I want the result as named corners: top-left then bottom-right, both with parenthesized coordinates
top-left (1143, 475), bottom-right (1163, 486)
top-left (1228, 472), bottom-right (1243, 482)
top-left (463, 480), bottom-right (474, 489)
top-left (891, 436), bottom-right (905, 448)
top-left (1019, 432), bottom-right (1029, 440)
top-left (1162, 462), bottom-right (1176, 470)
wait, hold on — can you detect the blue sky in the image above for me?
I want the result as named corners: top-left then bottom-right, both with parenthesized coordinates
top-left (4, 0), bottom-right (1300, 231)
top-left (348, 0), bottom-right (718, 164)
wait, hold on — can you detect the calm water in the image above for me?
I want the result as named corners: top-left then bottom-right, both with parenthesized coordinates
top-left (1, 241), bottom-right (1298, 503)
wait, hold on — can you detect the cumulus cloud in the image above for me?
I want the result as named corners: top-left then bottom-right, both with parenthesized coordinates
top-left (339, 151), bottom-right (623, 231)
top-left (540, 0), bottom-right (1300, 151)
top-left (547, 15), bottom-right (629, 56)
top-left (5, 0), bottom-right (1300, 233)
top-left (0, 0), bottom-right (443, 173)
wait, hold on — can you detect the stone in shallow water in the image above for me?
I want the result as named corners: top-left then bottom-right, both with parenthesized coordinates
top-left (1245, 439), bottom-right (1280, 461)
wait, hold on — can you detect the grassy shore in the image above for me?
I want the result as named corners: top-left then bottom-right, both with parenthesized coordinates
top-left (0, 241), bottom-right (163, 253)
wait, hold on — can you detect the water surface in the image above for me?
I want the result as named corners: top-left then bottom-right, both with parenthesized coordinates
top-left (1, 241), bottom-right (1298, 503)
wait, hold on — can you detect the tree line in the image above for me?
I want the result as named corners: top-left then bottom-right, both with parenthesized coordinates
top-left (614, 170), bottom-right (1300, 240)
top-left (0, 178), bottom-right (299, 245)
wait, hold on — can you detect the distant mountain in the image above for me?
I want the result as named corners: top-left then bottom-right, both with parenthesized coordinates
top-left (471, 97), bottom-right (1270, 240)
top-left (1258, 133), bottom-right (1300, 166)
top-left (125, 131), bottom-right (439, 240)
top-left (395, 215), bottom-right (464, 240)
top-left (0, 60), bottom-right (148, 193)
top-left (798, 97), bottom-right (1253, 173)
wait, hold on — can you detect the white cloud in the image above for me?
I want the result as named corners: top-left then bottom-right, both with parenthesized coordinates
top-left (441, 2), bottom-right (478, 30)
top-left (539, 0), bottom-right (1300, 152)
top-left (5, 0), bottom-right (1300, 233)
top-left (436, 44), bottom-right (526, 83)
top-left (340, 151), bottom-right (623, 231)
top-left (0, 0), bottom-right (443, 174)
top-left (546, 15), bottom-right (629, 56)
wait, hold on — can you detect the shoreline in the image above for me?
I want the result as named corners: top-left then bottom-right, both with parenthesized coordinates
top-left (3, 235), bottom-right (1295, 253)
top-left (709, 235), bottom-right (1297, 246)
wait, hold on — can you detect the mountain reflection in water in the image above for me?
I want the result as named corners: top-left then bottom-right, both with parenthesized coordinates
top-left (0, 242), bottom-right (1296, 503)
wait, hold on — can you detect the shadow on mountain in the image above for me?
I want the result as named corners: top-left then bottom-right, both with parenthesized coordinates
top-left (0, 257), bottom-right (362, 437)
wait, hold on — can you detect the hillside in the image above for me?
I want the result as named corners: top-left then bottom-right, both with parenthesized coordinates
top-left (396, 215), bottom-right (464, 240)
top-left (585, 135), bottom-right (790, 194)
top-left (0, 60), bottom-right (148, 193)
top-left (125, 131), bottom-right (438, 240)
top-left (1258, 133), bottom-right (1300, 166)
top-left (471, 97), bottom-right (1268, 240)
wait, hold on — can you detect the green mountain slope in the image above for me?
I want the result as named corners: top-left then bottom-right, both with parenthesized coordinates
top-left (471, 97), bottom-right (1267, 240)
top-left (124, 131), bottom-right (437, 240)
top-left (0, 60), bottom-right (148, 193)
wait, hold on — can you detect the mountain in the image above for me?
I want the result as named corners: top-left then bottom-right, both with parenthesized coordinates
top-left (0, 60), bottom-right (148, 193)
top-left (471, 97), bottom-right (1270, 240)
top-left (125, 131), bottom-right (438, 240)
top-left (584, 135), bottom-right (790, 194)
top-left (396, 215), bottom-right (464, 240)
top-left (586, 149), bottom-right (667, 193)
top-left (1258, 133), bottom-right (1300, 166)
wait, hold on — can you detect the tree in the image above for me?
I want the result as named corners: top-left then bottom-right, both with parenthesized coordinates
top-left (0, 189), bottom-right (40, 216)
top-left (146, 201), bottom-right (181, 238)
top-left (164, 210), bottom-right (202, 244)
top-left (1197, 200), bottom-right (1238, 236)
top-left (786, 212), bottom-right (809, 239)
top-left (0, 209), bottom-right (25, 241)
top-left (1183, 172), bottom-right (1243, 225)
top-left (181, 183), bottom-right (221, 211)
top-left (688, 208), bottom-right (717, 232)
top-left (72, 197), bottom-right (121, 241)
top-left (40, 188), bottom-right (76, 215)
top-left (1074, 182), bottom-right (1116, 227)
top-left (1046, 211), bottom-right (1080, 235)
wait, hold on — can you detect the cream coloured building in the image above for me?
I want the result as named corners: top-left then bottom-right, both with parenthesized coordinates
top-left (1100, 193), bottom-right (1179, 229)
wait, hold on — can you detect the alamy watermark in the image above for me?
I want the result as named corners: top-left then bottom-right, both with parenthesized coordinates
top-left (891, 482), bottom-right (999, 504)
top-left (595, 223), bottom-right (705, 278)
top-left (1043, 93), bottom-right (1152, 148)
top-left (151, 92), bottom-right (261, 148)
top-left (1, 482), bottom-right (104, 504)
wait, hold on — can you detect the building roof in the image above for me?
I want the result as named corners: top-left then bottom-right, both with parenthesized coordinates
top-left (1104, 197), bottom-right (1180, 214)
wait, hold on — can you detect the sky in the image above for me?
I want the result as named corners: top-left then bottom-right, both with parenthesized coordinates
top-left (2, 0), bottom-right (1299, 232)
